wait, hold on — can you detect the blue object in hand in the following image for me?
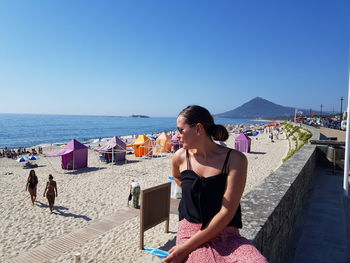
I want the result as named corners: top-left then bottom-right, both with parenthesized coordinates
top-left (144, 247), bottom-right (170, 258)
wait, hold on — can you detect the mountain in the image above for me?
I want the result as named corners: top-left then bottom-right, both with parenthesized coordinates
top-left (215, 97), bottom-right (303, 119)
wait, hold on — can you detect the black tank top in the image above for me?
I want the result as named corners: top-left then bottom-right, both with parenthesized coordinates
top-left (179, 149), bottom-right (242, 230)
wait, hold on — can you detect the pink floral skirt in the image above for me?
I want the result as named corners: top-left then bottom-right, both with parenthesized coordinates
top-left (176, 219), bottom-right (268, 263)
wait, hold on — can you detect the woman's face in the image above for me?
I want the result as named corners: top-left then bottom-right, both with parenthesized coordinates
top-left (176, 116), bottom-right (198, 149)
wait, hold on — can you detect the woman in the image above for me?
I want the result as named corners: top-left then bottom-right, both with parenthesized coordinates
top-left (43, 174), bottom-right (57, 213)
top-left (164, 105), bottom-right (267, 263)
top-left (25, 169), bottom-right (38, 205)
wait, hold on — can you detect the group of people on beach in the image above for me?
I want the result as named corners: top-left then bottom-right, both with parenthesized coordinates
top-left (25, 170), bottom-right (58, 213)
top-left (1, 147), bottom-right (28, 159)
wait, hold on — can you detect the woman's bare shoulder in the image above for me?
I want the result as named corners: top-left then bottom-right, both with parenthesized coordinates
top-left (227, 148), bottom-right (247, 166)
top-left (172, 148), bottom-right (186, 165)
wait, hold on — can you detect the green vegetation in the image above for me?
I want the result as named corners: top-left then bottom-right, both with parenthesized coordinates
top-left (282, 123), bottom-right (312, 162)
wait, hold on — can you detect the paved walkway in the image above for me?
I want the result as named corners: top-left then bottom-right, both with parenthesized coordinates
top-left (8, 199), bottom-right (180, 263)
top-left (318, 127), bottom-right (346, 141)
top-left (287, 167), bottom-right (350, 263)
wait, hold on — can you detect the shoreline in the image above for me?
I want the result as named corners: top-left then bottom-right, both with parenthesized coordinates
top-left (1, 121), bottom-right (270, 150)
top-left (0, 114), bottom-right (268, 149)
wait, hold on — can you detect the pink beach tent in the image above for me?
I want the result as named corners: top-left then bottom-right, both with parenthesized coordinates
top-left (234, 133), bottom-right (251, 153)
top-left (171, 133), bottom-right (182, 152)
top-left (47, 139), bottom-right (88, 170)
top-left (94, 136), bottom-right (126, 162)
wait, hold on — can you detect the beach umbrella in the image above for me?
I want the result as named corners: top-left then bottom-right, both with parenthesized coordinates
top-left (27, 156), bottom-right (39, 160)
top-left (17, 157), bottom-right (29, 162)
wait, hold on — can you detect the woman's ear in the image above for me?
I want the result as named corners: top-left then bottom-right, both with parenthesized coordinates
top-left (196, 123), bottom-right (204, 135)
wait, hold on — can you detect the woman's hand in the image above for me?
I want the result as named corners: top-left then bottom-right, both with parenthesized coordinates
top-left (163, 244), bottom-right (190, 263)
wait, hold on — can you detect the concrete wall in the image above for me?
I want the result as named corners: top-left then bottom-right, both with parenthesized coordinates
top-left (240, 125), bottom-right (321, 263)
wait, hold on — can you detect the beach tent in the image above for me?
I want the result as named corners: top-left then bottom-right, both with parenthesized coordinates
top-left (127, 135), bottom-right (152, 157)
top-left (155, 132), bottom-right (172, 153)
top-left (171, 134), bottom-right (182, 152)
top-left (268, 122), bottom-right (280, 127)
top-left (234, 133), bottom-right (251, 153)
top-left (94, 136), bottom-right (126, 162)
top-left (47, 139), bottom-right (88, 170)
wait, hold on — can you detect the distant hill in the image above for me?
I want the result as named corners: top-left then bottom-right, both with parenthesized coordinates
top-left (215, 97), bottom-right (308, 119)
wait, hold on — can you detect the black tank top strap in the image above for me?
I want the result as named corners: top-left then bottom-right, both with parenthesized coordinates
top-left (186, 150), bottom-right (192, 170)
top-left (221, 149), bottom-right (233, 174)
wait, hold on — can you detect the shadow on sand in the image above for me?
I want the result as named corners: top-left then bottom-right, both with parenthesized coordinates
top-left (23, 164), bottom-right (47, 169)
top-left (55, 209), bottom-right (92, 221)
top-left (65, 167), bottom-right (106, 175)
top-left (248, 151), bottom-right (266, 155)
top-left (120, 160), bottom-right (140, 164)
top-left (36, 201), bottom-right (91, 221)
top-left (158, 237), bottom-right (176, 251)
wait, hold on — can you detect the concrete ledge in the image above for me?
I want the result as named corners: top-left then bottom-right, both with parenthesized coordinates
top-left (240, 125), bottom-right (321, 263)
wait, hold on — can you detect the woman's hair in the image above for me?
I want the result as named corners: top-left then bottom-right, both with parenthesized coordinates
top-left (49, 174), bottom-right (53, 180)
top-left (179, 105), bottom-right (229, 141)
top-left (29, 170), bottom-right (36, 177)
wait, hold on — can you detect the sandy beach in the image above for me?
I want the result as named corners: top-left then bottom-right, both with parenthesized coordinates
top-left (0, 131), bottom-right (288, 262)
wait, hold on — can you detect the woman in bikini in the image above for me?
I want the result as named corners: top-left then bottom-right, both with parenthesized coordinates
top-left (164, 105), bottom-right (267, 263)
top-left (25, 169), bottom-right (38, 205)
top-left (43, 174), bottom-right (57, 213)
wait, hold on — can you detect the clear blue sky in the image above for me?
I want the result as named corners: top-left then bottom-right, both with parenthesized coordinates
top-left (0, 0), bottom-right (349, 117)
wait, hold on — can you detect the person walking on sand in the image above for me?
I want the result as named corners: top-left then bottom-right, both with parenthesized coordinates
top-left (130, 180), bottom-right (140, 208)
top-left (43, 174), bottom-right (57, 213)
top-left (164, 105), bottom-right (267, 263)
top-left (25, 169), bottom-right (38, 205)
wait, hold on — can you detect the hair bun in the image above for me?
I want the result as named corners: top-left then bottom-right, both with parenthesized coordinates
top-left (212, 124), bottom-right (229, 141)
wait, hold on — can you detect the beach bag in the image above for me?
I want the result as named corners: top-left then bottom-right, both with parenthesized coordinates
top-left (128, 193), bottom-right (132, 201)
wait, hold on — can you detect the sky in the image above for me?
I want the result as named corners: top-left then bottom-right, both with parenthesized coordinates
top-left (0, 0), bottom-right (349, 117)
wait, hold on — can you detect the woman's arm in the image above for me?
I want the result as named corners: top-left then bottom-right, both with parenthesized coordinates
top-left (54, 181), bottom-right (58, 197)
top-left (172, 149), bottom-right (184, 186)
top-left (165, 151), bottom-right (247, 263)
top-left (25, 177), bottom-right (29, 191)
top-left (43, 182), bottom-right (48, 197)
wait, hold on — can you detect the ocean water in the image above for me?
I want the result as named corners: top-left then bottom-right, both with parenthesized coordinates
top-left (0, 114), bottom-right (264, 148)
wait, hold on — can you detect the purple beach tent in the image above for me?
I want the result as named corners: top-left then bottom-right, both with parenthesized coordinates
top-left (47, 139), bottom-right (88, 170)
top-left (234, 133), bottom-right (251, 153)
top-left (94, 136), bottom-right (126, 162)
top-left (171, 133), bottom-right (182, 152)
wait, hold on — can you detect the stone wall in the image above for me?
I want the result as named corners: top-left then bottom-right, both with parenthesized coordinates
top-left (240, 125), bottom-right (321, 263)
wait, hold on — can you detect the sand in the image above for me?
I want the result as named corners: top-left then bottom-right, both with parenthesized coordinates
top-left (0, 131), bottom-right (288, 262)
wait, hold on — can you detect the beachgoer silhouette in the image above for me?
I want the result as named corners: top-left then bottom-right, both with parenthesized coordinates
top-left (25, 169), bottom-right (38, 205)
top-left (43, 174), bottom-right (58, 213)
top-left (130, 180), bottom-right (140, 209)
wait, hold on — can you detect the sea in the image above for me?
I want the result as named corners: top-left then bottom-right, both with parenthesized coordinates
top-left (0, 114), bottom-right (265, 149)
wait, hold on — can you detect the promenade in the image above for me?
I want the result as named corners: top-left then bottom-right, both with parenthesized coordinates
top-left (319, 126), bottom-right (346, 141)
top-left (286, 126), bottom-right (349, 262)
top-left (286, 167), bottom-right (350, 263)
